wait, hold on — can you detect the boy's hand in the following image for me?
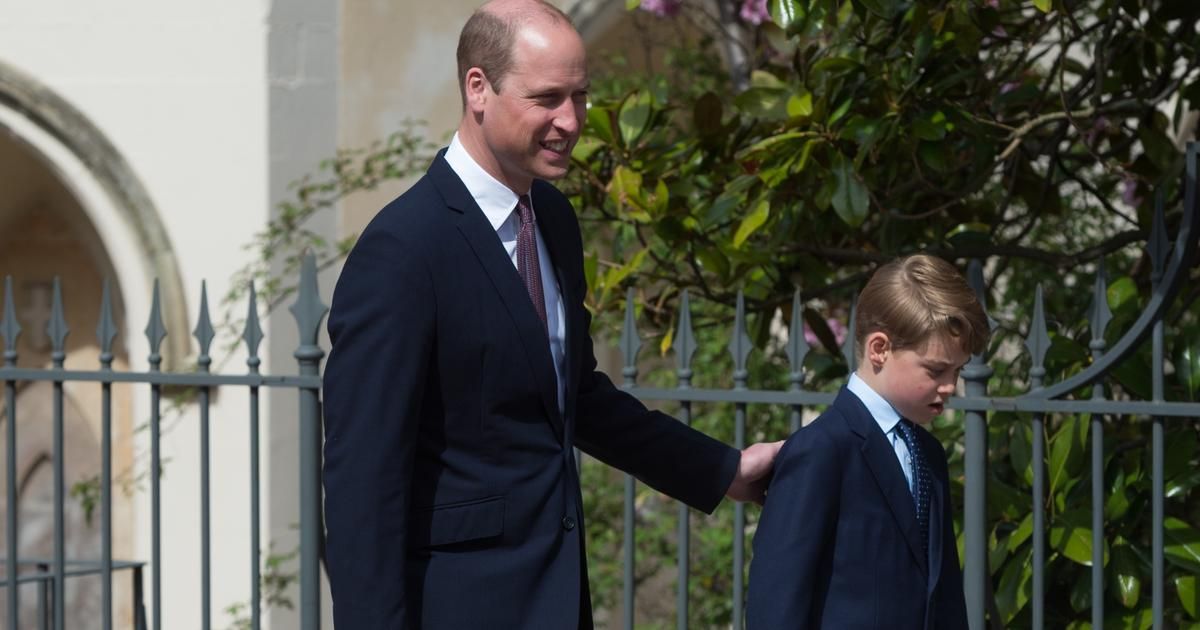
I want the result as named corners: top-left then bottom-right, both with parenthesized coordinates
top-left (726, 440), bottom-right (785, 505)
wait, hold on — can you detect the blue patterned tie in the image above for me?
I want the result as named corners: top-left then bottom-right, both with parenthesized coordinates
top-left (895, 418), bottom-right (931, 556)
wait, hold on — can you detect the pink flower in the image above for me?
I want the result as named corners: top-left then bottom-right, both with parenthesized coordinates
top-left (984, 0), bottom-right (1000, 8)
top-left (1121, 175), bottom-right (1142, 207)
top-left (639, 0), bottom-right (683, 18)
top-left (804, 318), bottom-right (848, 348)
top-left (740, 0), bottom-right (770, 24)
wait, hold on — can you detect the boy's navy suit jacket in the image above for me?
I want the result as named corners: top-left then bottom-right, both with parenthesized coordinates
top-left (747, 387), bottom-right (968, 630)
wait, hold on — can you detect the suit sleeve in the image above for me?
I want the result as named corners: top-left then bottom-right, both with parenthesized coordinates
top-left (543, 183), bottom-right (738, 514)
top-left (571, 303), bottom-right (739, 513)
top-left (322, 227), bottom-right (434, 629)
top-left (746, 426), bottom-right (841, 629)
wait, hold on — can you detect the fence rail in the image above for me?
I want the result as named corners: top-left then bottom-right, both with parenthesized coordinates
top-left (0, 142), bottom-right (1196, 629)
top-left (0, 257), bottom-right (326, 630)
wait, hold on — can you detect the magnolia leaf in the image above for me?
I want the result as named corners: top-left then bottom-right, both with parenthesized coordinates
top-left (1110, 543), bottom-right (1142, 609)
top-left (1165, 517), bottom-right (1200, 573)
top-left (787, 91), bottom-right (814, 117)
top-left (625, 0), bottom-right (640, 9)
top-left (618, 91), bottom-right (653, 147)
top-left (572, 136), bottom-right (605, 162)
top-left (1178, 575), bottom-right (1198, 620)
top-left (768, 0), bottom-right (805, 30)
top-left (609, 165), bottom-right (645, 213)
top-left (1034, 0), bottom-right (1052, 12)
top-left (586, 105), bottom-right (617, 145)
top-left (1107, 276), bottom-right (1139, 312)
top-left (1048, 414), bottom-right (1088, 496)
top-left (737, 131), bottom-right (817, 160)
top-left (649, 179), bottom-right (669, 217)
top-left (583, 252), bottom-right (598, 295)
top-left (1178, 341), bottom-right (1200, 397)
top-left (750, 70), bottom-right (786, 89)
top-left (603, 248), bottom-right (649, 290)
top-left (733, 200), bottom-right (771, 248)
top-left (660, 324), bottom-right (674, 357)
top-left (830, 154), bottom-right (869, 227)
top-left (1049, 509), bottom-right (1107, 566)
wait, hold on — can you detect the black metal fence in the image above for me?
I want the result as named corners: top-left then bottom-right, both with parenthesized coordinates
top-left (0, 257), bottom-right (326, 630)
top-left (0, 143), bottom-right (1196, 630)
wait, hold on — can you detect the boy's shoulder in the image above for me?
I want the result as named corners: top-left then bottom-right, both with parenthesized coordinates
top-left (779, 400), bottom-right (857, 454)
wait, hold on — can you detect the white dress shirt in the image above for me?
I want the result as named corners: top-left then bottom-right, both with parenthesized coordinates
top-left (846, 372), bottom-right (916, 493)
top-left (444, 133), bottom-right (568, 414)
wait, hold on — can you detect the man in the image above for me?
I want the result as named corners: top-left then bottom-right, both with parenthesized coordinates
top-left (322, 1), bottom-right (781, 627)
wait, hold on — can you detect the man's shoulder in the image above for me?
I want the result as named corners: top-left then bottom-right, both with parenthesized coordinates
top-left (362, 172), bottom-right (450, 237)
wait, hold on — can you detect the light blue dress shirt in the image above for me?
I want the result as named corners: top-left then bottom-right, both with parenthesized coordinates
top-left (445, 134), bottom-right (567, 414)
top-left (846, 373), bottom-right (916, 494)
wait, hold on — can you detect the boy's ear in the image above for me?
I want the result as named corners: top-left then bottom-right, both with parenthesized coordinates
top-left (865, 332), bottom-right (891, 369)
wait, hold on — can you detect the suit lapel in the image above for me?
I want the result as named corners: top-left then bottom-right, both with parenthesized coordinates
top-left (839, 388), bottom-right (929, 577)
top-left (428, 156), bottom-right (564, 441)
top-left (926, 442), bottom-right (945, 598)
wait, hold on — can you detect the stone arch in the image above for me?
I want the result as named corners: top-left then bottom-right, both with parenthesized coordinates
top-left (0, 57), bottom-right (189, 368)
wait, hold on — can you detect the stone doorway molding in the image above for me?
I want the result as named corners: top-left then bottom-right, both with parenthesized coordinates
top-left (0, 58), bottom-right (189, 369)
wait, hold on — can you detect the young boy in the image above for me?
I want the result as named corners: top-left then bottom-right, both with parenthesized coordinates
top-left (747, 254), bottom-right (989, 630)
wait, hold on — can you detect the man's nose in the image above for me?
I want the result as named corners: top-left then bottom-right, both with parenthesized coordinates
top-left (553, 100), bottom-right (582, 136)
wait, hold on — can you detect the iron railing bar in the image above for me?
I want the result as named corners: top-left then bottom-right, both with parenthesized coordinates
top-left (5, 378), bottom-right (17, 630)
top-left (676, 399), bottom-right (691, 630)
top-left (52, 375), bottom-right (64, 630)
top-left (101, 378), bottom-right (113, 630)
top-left (0, 560), bottom-right (146, 583)
top-left (200, 385), bottom-right (211, 630)
top-left (37, 562), bottom-right (47, 630)
top-left (150, 382), bottom-right (162, 630)
top-left (1091, 414), bottom-right (1104, 628)
top-left (624, 388), bottom-right (1200, 416)
top-left (1151, 313), bottom-right (1165, 630)
top-left (0, 367), bottom-right (319, 388)
top-left (134, 565), bottom-right (147, 630)
top-left (623, 473), bottom-right (635, 630)
top-left (250, 385), bottom-right (261, 630)
top-left (732, 402), bottom-right (746, 630)
top-left (1031, 413), bottom-right (1045, 630)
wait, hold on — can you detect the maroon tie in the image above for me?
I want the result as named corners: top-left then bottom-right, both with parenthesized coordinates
top-left (516, 195), bottom-right (548, 329)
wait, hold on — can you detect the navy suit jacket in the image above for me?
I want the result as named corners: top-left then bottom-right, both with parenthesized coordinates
top-left (747, 387), bottom-right (968, 630)
top-left (322, 153), bottom-right (740, 629)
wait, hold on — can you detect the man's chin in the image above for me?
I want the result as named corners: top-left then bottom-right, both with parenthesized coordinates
top-left (536, 164), bottom-right (571, 181)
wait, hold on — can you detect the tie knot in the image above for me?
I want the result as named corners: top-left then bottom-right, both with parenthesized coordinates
top-left (516, 195), bottom-right (534, 225)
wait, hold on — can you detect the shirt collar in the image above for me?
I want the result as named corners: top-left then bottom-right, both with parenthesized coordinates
top-left (846, 372), bottom-right (903, 436)
top-left (444, 132), bottom-right (530, 232)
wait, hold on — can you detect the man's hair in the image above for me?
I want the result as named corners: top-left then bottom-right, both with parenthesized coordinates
top-left (854, 254), bottom-right (990, 358)
top-left (456, 1), bottom-right (573, 106)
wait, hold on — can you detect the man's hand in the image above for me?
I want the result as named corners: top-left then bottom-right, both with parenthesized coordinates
top-left (726, 440), bottom-right (785, 505)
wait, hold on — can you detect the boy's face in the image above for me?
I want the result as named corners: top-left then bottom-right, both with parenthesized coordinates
top-left (874, 334), bottom-right (970, 425)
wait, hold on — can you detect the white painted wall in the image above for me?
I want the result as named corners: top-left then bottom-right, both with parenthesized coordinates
top-left (0, 1), bottom-right (340, 628)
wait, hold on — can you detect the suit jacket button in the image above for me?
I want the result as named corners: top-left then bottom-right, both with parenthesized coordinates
top-left (561, 516), bottom-right (576, 531)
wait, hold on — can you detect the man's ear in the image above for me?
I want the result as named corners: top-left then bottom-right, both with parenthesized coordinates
top-left (864, 331), bottom-right (891, 369)
top-left (464, 67), bottom-right (490, 114)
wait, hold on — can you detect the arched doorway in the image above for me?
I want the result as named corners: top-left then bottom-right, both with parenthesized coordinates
top-left (0, 59), bottom-right (184, 629)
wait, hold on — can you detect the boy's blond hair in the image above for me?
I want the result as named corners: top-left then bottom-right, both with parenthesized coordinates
top-left (854, 254), bottom-right (990, 358)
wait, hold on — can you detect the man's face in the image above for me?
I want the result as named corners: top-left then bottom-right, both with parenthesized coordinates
top-left (875, 334), bottom-right (969, 426)
top-left (478, 21), bottom-right (588, 192)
